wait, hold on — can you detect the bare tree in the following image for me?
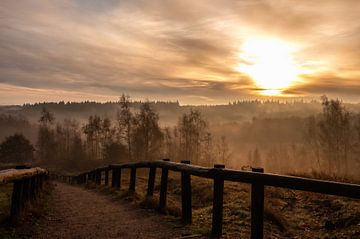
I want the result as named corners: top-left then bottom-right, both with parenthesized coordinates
top-left (306, 96), bottom-right (352, 176)
top-left (305, 115), bottom-right (322, 169)
top-left (37, 108), bottom-right (56, 162)
top-left (0, 133), bottom-right (34, 164)
top-left (201, 132), bottom-right (214, 166)
top-left (132, 102), bottom-right (163, 161)
top-left (39, 107), bottom-right (55, 126)
top-left (162, 127), bottom-right (173, 159)
top-left (252, 147), bottom-right (261, 168)
top-left (215, 135), bottom-right (232, 166)
top-left (178, 109), bottom-right (207, 164)
top-left (83, 115), bottom-right (102, 160)
top-left (117, 94), bottom-right (133, 161)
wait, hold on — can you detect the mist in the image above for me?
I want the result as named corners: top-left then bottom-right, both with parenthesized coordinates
top-left (1, 96), bottom-right (359, 179)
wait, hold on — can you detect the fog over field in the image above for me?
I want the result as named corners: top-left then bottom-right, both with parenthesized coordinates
top-left (1, 97), bottom-right (359, 179)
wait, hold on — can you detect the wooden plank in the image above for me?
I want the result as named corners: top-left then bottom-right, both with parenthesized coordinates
top-left (211, 164), bottom-right (225, 238)
top-left (181, 160), bottom-right (192, 224)
top-left (96, 170), bottom-right (101, 185)
top-left (129, 167), bottom-right (136, 192)
top-left (111, 168), bottom-right (121, 189)
top-left (147, 166), bottom-right (156, 197)
top-left (104, 169), bottom-right (109, 186)
top-left (221, 169), bottom-right (360, 199)
top-left (22, 178), bottom-right (31, 201)
top-left (111, 161), bottom-right (213, 178)
top-left (251, 168), bottom-right (264, 239)
top-left (157, 161), bottom-right (213, 178)
top-left (0, 168), bottom-right (47, 184)
top-left (159, 159), bottom-right (170, 211)
top-left (10, 179), bottom-right (24, 223)
top-left (30, 176), bottom-right (37, 201)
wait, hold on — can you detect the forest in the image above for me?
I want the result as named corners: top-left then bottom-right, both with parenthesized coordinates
top-left (0, 95), bottom-right (360, 179)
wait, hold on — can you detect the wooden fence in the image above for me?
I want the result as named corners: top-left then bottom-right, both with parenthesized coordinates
top-left (64, 160), bottom-right (360, 239)
top-left (0, 166), bottom-right (48, 223)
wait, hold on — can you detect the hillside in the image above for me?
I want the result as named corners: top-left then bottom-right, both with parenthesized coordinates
top-left (0, 100), bottom-right (334, 125)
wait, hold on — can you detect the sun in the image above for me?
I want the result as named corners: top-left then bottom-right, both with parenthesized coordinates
top-left (236, 38), bottom-right (300, 96)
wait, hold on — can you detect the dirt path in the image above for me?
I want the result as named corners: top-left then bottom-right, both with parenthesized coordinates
top-left (33, 182), bottom-right (192, 239)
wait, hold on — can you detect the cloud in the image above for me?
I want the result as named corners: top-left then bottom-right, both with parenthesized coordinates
top-left (0, 0), bottom-right (360, 104)
top-left (285, 74), bottom-right (360, 101)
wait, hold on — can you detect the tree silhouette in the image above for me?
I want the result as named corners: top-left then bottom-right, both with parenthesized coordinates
top-left (117, 94), bottom-right (133, 161)
top-left (215, 136), bottom-right (231, 166)
top-left (178, 109), bottom-right (208, 164)
top-left (39, 107), bottom-right (55, 126)
top-left (83, 115), bottom-right (102, 160)
top-left (306, 96), bottom-right (352, 175)
top-left (318, 96), bottom-right (351, 175)
top-left (132, 101), bottom-right (163, 161)
top-left (0, 133), bottom-right (34, 163)
top-left (37, 108), bottom-right (56, 162)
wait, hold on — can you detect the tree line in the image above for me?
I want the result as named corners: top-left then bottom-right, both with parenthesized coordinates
top-left (1, 95), bottom-right (359, 178)
top-left (1, 94), bottom-right (230, 172)
top-left (242, 96), bottom-right (360, 178)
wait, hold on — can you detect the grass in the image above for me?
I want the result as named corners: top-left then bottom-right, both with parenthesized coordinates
top-left (0, 181), bottom-right (53, 239)
top-left (83, 168), bottom-right (360, 238)
top-left (0, 184), bottom-right (12, 223)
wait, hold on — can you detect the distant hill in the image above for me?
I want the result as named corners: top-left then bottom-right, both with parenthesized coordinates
top-left (4, 100), bottom-right (359, 126)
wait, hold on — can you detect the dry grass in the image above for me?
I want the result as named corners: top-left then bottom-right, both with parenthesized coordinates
top-left (0, 184), bottom-right (12, 224)
top-left (85, 170), bottom-right (360, 238)
top-left (0, 181), bottom-right (53, 239)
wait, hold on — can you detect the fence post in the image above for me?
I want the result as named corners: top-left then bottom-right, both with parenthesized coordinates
top-left (39, 174), bottom-right (44, 189)
top-left (251, 167), bottom-right (264, 239)
top-left (104, 168), bottom-right (109, 186)
top-left (112, 168), bottom-right (121, 189)
top-left (129, 167), bottom-right (136, 192)
top-left (181, 160), bottom-right (192, 224)
top-left (10, 179), bottom-right (24, 223)
top-left (96, 170), bottom-right (101, 185)
top-left (147, 166), bottom-right (156, 197)
top-left (35, 175), bottom-right (41, 196)
top-left (30, 176), bottom-right (37, 201)
top-left (22, 178), bottom-right (31, 202)
top-left (159, 159), bottom-right (170, 212)
top-left (211, 164), bottom-right (225, 238)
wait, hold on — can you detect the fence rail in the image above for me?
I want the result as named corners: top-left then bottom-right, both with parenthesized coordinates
top-left (0, 166), bottom-right (48, 223)
top-left (62, 160), bottom-right (360, 239)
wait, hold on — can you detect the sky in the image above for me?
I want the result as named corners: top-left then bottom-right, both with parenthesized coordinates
top-left (1, 0), bottom-right (360, 105)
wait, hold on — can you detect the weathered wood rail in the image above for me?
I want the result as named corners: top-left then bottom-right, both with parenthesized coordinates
top-left (0, 166), bottom-right (48, 223)
top-left (62, 160), bottom-right (360, 238)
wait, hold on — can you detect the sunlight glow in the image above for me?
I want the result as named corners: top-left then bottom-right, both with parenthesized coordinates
top-left (237, 38), bottom-right (300, 96)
